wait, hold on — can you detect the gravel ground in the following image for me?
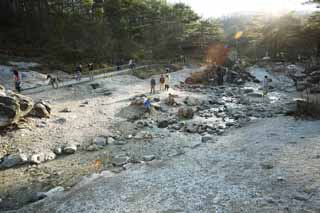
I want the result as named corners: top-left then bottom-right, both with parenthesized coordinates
top-left (12, 116), bottom-right (320, 213)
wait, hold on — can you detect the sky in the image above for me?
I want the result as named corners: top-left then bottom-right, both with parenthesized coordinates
top-left (169, 0), bottom-right (318, 17)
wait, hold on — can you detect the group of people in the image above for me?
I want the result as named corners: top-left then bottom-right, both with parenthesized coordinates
top-left (150, 68), bottom-right (171, 94)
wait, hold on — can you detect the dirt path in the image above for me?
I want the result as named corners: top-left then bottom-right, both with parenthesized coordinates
top-left (14, 116), bottom-right (320, 213)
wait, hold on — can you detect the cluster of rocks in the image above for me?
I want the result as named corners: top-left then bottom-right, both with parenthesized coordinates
top-left (0, 85), bottom-right (52, 128)
top-left (0, 143), bottom-right (80, 169)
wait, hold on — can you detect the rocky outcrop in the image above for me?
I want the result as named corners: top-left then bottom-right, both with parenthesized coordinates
top-left (0, 90), bottom-right (34, 128)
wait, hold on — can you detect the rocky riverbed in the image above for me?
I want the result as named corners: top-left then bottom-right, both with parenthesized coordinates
top-left (1, 64), bottom-right (318, 212)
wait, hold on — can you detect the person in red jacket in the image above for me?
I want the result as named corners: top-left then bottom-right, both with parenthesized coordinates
top-left (12, 67), bottom-right (21, 93)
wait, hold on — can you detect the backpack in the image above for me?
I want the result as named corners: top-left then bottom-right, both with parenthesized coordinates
top-left (160, 76), bottom-right (165, 83)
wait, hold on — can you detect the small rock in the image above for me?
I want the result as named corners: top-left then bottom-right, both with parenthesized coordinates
top-left (93, 137), bottom-right (107, 146)
top-left (107, 137), bottom-right (115, 144)
top-left (178, 107), bottom-right (194, 119)
top-left (60, 108), bottom-right (71, 113)
top-left (114, 140), bottom-right (128, 145)
top-left (63, 144), bottom-right (77, 154)
top-left (293, 193), bottom-right (309, 202)
top-left (0, 153), bottom-right (29, 169)
top-left (83, 101), bottom-right (89, 105)
top-left (247, 92), bottom-right (263, 98)
top-left (201, 135), bottom-right (214, 143)
top-left (86, 145), bottom-right (99, 152)
top-left (112, 155), bottom-right (130, 167)
top-left (53, 147), bottom-right (63, 155)
top-left (53, 117), bottom-right (67, 124)
top-left (30, 153), bottom-right (45, 164)
top-left (261, 162), bottom-right (274, 169)
top-left (158, 120), bottom-right (169, 128)
top-left (143, 155), bottom-right (156, 162)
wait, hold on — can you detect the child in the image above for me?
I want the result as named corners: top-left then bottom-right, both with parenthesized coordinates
top-left (144, 96), bottom-right (152, 114)
top-left (12, 68), bottom-right (21, 93)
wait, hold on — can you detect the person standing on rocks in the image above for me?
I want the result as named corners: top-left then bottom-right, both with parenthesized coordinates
top-left (263, 75), bottom-right (270, 99)
top-left (88, 63), bottom-right (94, 81)
top-left (165, 74), bottom-right (170, 91)
top-left (12, 68), bottom-right (21, 93)
top-left (150, 77), bottom-right (156, 94)
top-left (159, 74), bottom-right (165, 91)
top-left (75, 64), bottom-right (82, 81)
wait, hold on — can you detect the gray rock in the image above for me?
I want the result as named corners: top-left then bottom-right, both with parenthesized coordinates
top-left (93, 137), bottom-right (107, 146)
top-left (143, 155), bottom-right (156, 162)
top-left (201, 135), bottom-right (214, 143)
top-left (36, 186), bottom-right (65, 201)
top-left (158, 120), bottom-right (169, 128)
top-left (114, 140), bottom-right (128, 145)
top-left (184, 97), bottom-right (201, 106)
top-left (60, 108), bottom-right (71, 113)
top-left (261, 162), bottom-right (274, 170)
top-left (53, 117), bottom-right (67, 124)
top-left (0, 153), bottom-right (28, 169)
top-left (86, 145), bottom-right (99, 152)
top-left (178, 107), bottom-right (194, 119)
top-left (247, 92), bottom-right (263, 98)
top-left (63, 144), bottom-right (77, 154)
top-left (112, 155), bottom-right (130, 167)
top-left (107, 137), bottom-right (115, 144)
top-left (53, 147), bottom-right (63, 155)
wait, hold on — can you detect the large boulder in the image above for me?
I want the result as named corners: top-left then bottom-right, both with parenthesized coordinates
top-left (7, 92), bottom-right (34, 117)
top-left (0, 96), bottom-right (20, 127)
top-left (0, 91), bottom-right (34, 128)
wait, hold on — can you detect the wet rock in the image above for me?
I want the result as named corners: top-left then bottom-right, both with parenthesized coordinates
top-left (63, 144), bottom-right (77, 154)
top-left (112, 155), bottom-right (130, 167)
top-left (178, 107), bottom-right (194, 119)
top-left (0, 153), bottom-right (28, 169)
top-left (143, 155), bottom-right (156, 162)
top-left (53, 117), bottom-right (67, 124)
top-left (30, 101), bottom-right (51, 118)
top-left (158, 120), bottom-right (169, 128)
top-left (93, 136), bottom-right (107, 146)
